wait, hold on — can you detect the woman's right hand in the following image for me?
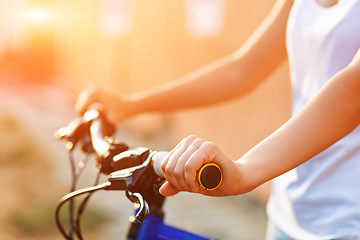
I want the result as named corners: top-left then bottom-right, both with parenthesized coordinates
top-left (159, 135), bottom-right (246, 197)
top-left (75, 86), bottom-right (130, 124)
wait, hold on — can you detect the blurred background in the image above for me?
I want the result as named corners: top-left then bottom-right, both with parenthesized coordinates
top-left (0, 0), bottom-right (291, 239)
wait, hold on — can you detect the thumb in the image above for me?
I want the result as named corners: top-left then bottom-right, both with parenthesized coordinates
top-left (159, 182), bottom-right (180, 197)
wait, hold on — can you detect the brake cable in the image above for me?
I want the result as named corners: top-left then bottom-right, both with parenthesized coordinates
top-left (55, 182), bottom-right (111, 240)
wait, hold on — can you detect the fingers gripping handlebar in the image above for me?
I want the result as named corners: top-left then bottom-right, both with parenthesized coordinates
top-left (151, 152), bottom-right (223, 191)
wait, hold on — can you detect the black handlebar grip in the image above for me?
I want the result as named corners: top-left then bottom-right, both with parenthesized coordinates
top-left (196, 163), bottom-right (223, 190)
top-left (151, 152), bottom-right (223, 191)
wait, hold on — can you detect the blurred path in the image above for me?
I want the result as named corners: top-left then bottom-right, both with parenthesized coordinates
top-left (0, 83), bottom-right (267, 239)
top-left (0, 83), bottom-right (76, 180)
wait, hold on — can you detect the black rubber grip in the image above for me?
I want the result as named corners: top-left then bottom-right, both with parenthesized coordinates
top-left (197, 163), bottom-right (223, 190)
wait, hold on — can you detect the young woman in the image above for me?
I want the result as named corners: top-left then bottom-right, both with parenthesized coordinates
top-left (76, 0), bottom-right (360, 238)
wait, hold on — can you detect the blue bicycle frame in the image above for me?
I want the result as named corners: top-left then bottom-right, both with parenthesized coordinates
top-left (128, 213), bottom-right (218, 240)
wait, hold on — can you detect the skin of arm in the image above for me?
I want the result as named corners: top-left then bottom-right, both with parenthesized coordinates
top-left (75, 0), bottom-right (293, 124)
top-left (236, 48), bottom-right (360, 193)
top-left (160, 48), bottom-right (360, 197)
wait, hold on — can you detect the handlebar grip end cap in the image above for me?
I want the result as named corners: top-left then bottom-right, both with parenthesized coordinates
top-left (197, 163), bottom-right (223, 190)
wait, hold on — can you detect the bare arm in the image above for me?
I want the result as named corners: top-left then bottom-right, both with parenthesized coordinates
top-left (238, 48), bottom-right (360, 192)
top-left (160, 49), bottom-right (360, 197)
top-left (76, 0), bottom-right (293, 123)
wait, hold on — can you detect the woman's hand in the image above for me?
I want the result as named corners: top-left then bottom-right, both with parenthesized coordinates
top-left (160, 135), bottom-right (244, 197)
top-left (75, 86), bottom-right (130, 124)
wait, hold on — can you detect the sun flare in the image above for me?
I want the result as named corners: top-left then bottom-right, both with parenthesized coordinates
top-left (27, 9), bottom-right (49, 22)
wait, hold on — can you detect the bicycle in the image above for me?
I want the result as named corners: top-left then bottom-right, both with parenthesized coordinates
top-left (55, 107), bottom-right (223, 240)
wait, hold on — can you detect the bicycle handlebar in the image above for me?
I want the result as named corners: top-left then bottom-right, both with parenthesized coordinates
top-left (84, 108), bottom-right (223, 190)
top-left (56, 107), bottom-right (224, 238)
top-left (57, 107), bottom-right (223, 190)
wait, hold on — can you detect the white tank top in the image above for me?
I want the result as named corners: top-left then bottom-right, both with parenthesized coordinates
top-left (267, 0), bottom-right (360, 239)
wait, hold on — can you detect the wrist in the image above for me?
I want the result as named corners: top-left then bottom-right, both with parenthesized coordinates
top-left (234, 158), bottom-right (266, 195)
top-left (121, 95), bottom-right (137, 119)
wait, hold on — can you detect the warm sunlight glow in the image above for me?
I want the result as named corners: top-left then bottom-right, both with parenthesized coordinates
top-left (27, 9), bottom-right (49, 23)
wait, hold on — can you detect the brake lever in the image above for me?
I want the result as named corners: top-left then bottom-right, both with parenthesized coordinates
top-left (126, 191), bottom-right (149, 223)
top-left (105, 149), bottom-right (166, 223)
top-left (55, 117), bottom-right (92, 151)
top-left (106, 149), bottom-right (150, 187)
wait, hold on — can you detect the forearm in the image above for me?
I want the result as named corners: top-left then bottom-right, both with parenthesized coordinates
top-left (124, 54), bottom-right (255, 115)
top-left (237, 55), bottom-right (360, 192)
top-left (124, 0), bottom-right (291, 118)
